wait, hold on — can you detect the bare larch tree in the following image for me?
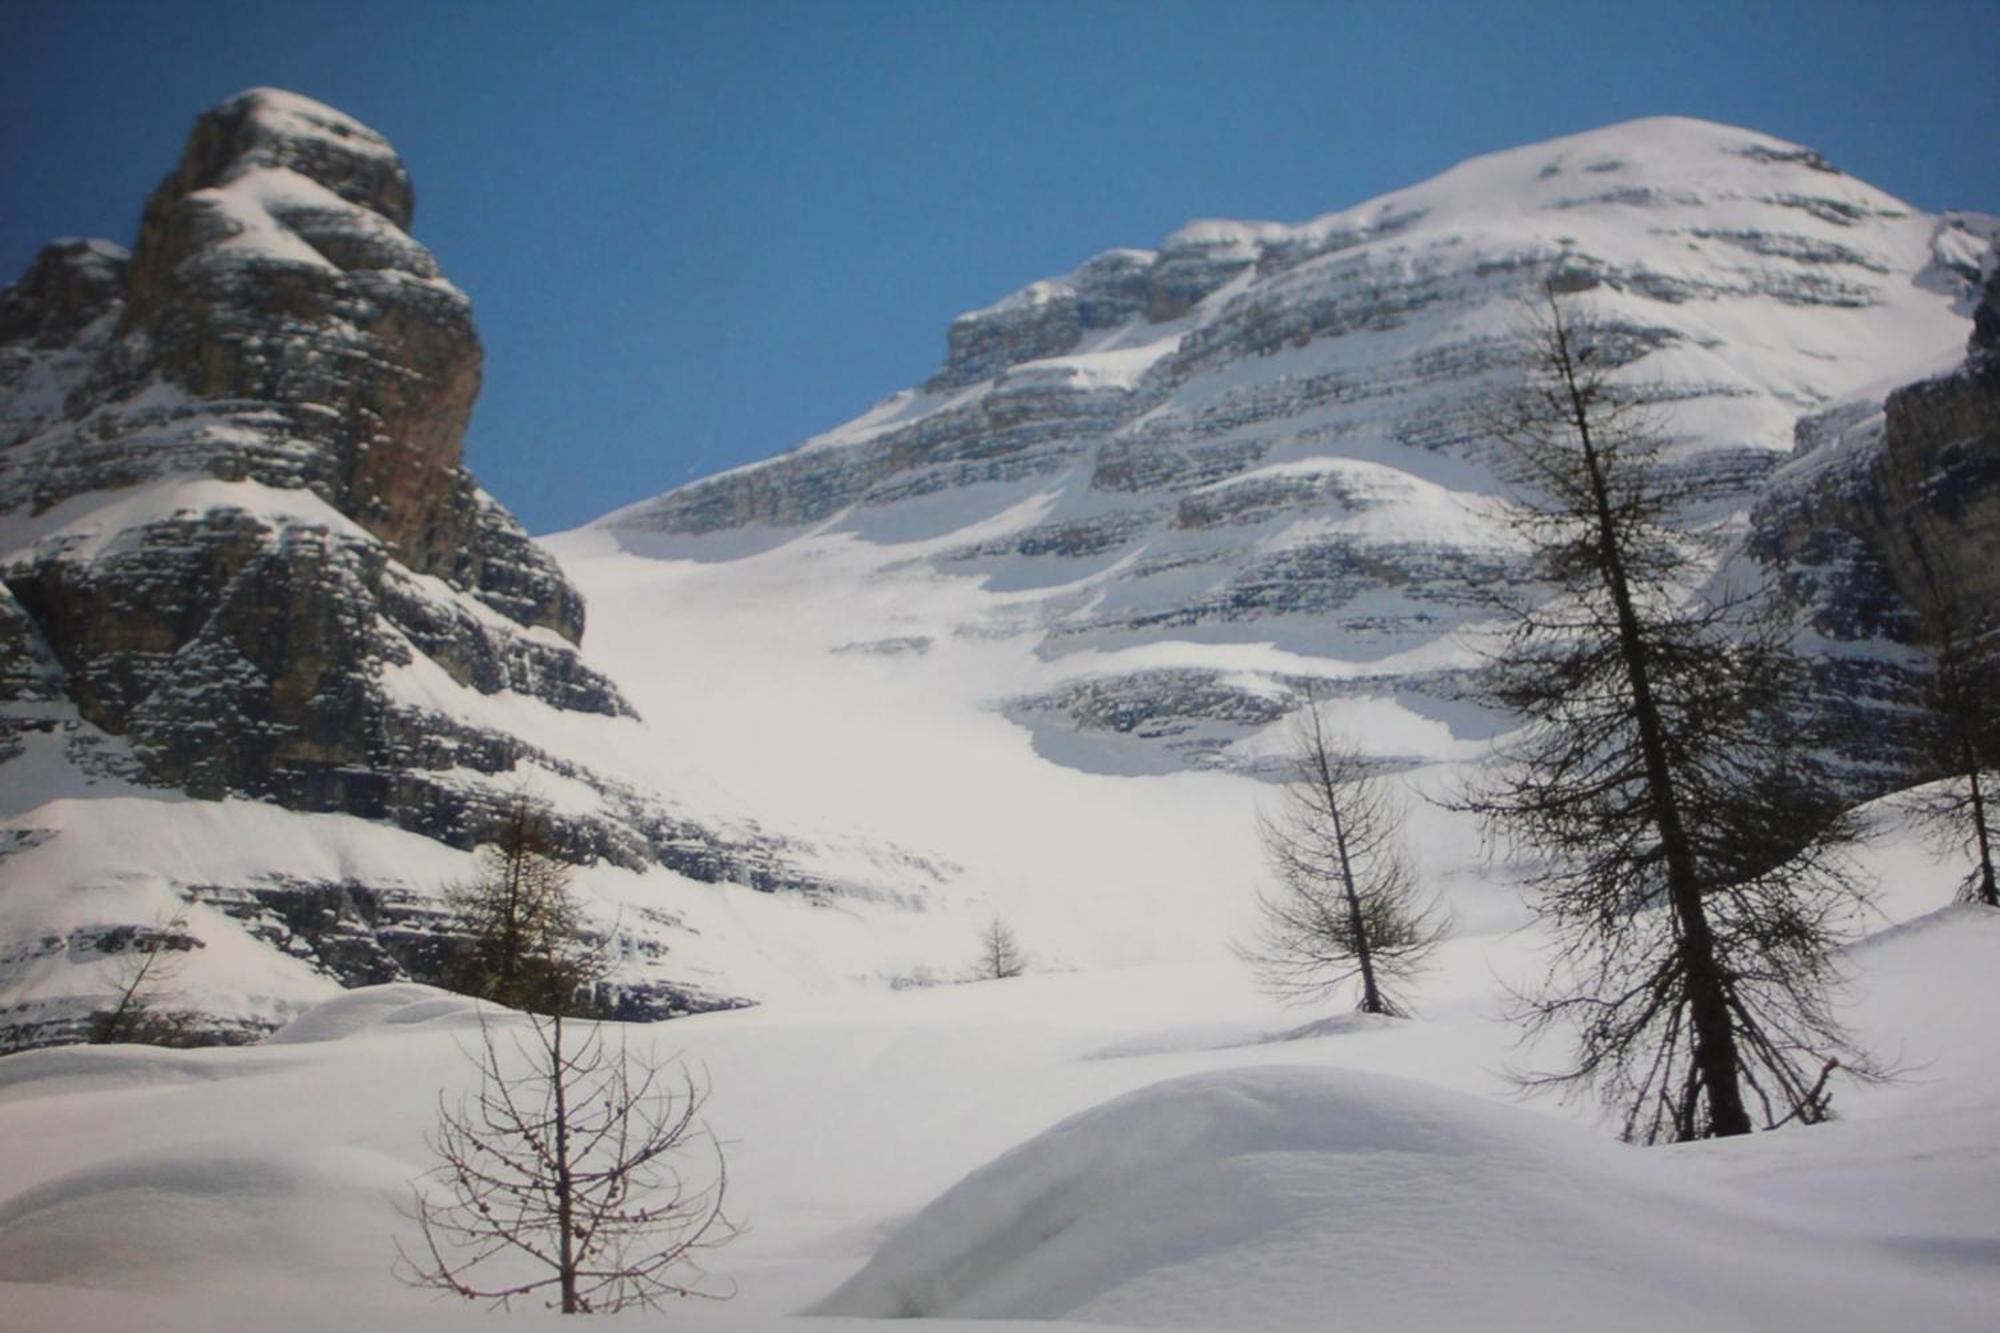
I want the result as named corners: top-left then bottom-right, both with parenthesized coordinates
top-left (90, 905), bottom-right (198, 1044)
top-left (1241, 700), bottom-right (1448, 1017)
top-left (1901, 546), bottom-right (2000, 908)
top-left (971, 917), bottom-right (1029, 980)
top-left (1463, 288), bottom-right (1875, 1142)
top-left (399, 1009), bottom-right (737, 1313)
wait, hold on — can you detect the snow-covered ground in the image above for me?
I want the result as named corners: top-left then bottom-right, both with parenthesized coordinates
top-left (2, 797), bottom-right (1997, 1331)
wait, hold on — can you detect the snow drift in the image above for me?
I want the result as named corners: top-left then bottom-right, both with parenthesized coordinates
top-left (814, 1064), bottom-right (2000, 1332)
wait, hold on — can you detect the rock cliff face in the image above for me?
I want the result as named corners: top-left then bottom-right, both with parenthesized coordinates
top-left (603, 118), bottom-right (1986, 773)
top-left (0, 91), bottom-right (934, 1050)
top-left (1748, 223), bottom-right (2000, 782)
top-left (0, 90), bottom-right (623, 834)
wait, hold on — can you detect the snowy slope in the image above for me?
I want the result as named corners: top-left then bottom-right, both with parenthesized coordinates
top-left (590, 116), bottom-right (1985, 777)
top-left (501, 121), bottom-right (1989, 1007)
top-left (1, 807), bottom-right (1996, 1331)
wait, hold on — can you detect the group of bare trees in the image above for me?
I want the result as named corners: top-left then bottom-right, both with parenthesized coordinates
top-left (1247, 289), bottom-right (1993, 1144)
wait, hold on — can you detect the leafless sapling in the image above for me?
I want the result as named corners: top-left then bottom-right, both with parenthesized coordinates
top-left (1240, 701), bottom-right (1448, 1017)
top-left (1461, 288), bottom-right (1876, 1142)
top-left (398, 1008), bottom-right (738, 1314)
top-left (90, 905), bottom-right (199, 1045)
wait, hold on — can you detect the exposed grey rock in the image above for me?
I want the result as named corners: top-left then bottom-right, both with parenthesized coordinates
top-left (1749, 237), bottom-right (2000, 787)
top-left (609, 119), bottom-right (1983, 777)
top-left (0, 90), bottom-right (942, 1049)
top-left (0, 92), bottom-right (635, 823)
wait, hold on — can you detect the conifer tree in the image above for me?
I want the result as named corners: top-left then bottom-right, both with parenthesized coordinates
top-left (971, 918), bottom-right (1029, 980)
top-left (1242, 701), bottom-right (1447, 1018)
top-left (443, 793), bottom-right (596, 1014)
top-left (1464, 290), bottom-right (1874, 1142)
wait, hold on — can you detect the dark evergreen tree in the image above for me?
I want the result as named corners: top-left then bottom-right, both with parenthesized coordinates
top-left (1463, 290), bottom-right (1875, 1142)
top-left (442, 794), bottom-right (597, 1015)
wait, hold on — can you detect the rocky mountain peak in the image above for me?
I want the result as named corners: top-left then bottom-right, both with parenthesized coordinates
top-left (151, 87), bottom-right (415, 230)
top-left (0, 88), bottom-right (625, 839)
top-left (90, 90), bottom-right (488, 591)
top-left (0, 239), bottom-right (129, 350)
top-left (0, 90), bottom-right (905, 1049)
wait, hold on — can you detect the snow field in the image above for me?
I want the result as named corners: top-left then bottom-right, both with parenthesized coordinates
top-left (1, 831), bottom-right (1996, 1332)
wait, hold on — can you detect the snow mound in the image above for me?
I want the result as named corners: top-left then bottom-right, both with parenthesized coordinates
top-left (0, 1043), bottom-right (277, 1102)
top-left (265, 983), bottom-right (482, 1045)
top-left (0, 1145), bottom-right (403, 1292)
top-left (813, 1065), bottom-right (1996, 1332)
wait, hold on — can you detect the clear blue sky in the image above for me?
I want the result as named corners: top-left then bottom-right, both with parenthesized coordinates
top-left (4, 0), bottom-right (1996, 533)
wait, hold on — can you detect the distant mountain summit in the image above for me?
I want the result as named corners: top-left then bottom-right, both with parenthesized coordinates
top-left (597, 116), bottom-right (1993, 773)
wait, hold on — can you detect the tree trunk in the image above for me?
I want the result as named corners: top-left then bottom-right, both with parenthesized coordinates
top-left (1968, 756), bottom-right (1999, 908)
top-left (551, 1015), bottom-right (580, 1313)
top-left (1552, 318), bottom-right (1752, 1139)
top-left (1303, 711), bottom-right (1384, 1014)
top-left (1329, 802), bottom-right (1384, 1015)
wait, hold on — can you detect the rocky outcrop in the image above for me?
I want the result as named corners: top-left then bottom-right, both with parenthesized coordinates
top-left (1755, 236), bottom-right (2000, 635)
top-left (0, 89), bottom-right (963, 1051)
top-left (1748, 233), bottom-right (2000, 785)
top-left (0, 91), bottom-right (944, 873)
top-left (4, 91), bottom-right (582, 635)
top-left (0, 89), bottom-right (636, 847)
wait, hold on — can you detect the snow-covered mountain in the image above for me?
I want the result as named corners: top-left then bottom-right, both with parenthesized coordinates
top-left (2, 96), bottom-right (1995, 1048)
top-left (594, 115), bottom-right (1991, 774)
top-left (0, 91), bottom-right (945, 1048)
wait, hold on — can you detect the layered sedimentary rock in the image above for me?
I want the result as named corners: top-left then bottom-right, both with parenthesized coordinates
top-left (605, 118), bottom-right (1987, 772)
top-left (1748, 225), bottom-right (2000, 782)
top-left (0, 90), bottom-right (623, 835)
top-left (0, 91), bottom-right (923, 1048)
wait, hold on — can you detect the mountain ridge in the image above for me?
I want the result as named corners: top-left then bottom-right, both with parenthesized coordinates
top-left (3, 93), bottom-right (1996, 1049)
top-left (592, 112), bottom-right (1988, 775)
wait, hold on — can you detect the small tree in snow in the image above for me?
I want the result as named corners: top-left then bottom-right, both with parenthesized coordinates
top-left (1902, 552), bottom-right (2000, 908)
top-left (399, 1008), bottom-right (737, 1314)
top-left (90, 906), bottom-right (198, 1044)
top-left (971, 917), bottom-right (1028, 980)
top-left (443, 793), bottom-right (598, 1014)
top-left (1240, 701), bottom-right (1448, 1017)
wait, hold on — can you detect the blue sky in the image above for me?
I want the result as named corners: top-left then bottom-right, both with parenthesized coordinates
top-left (4, 0), bottom-right (1996, 533)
